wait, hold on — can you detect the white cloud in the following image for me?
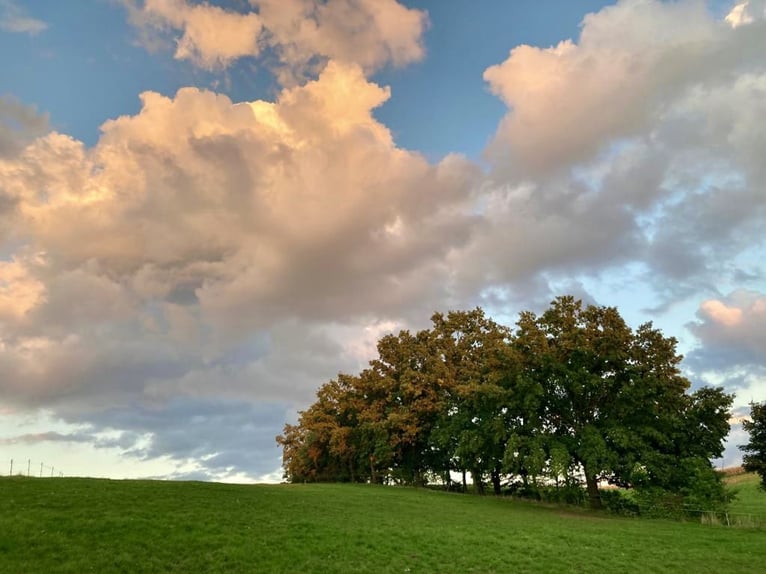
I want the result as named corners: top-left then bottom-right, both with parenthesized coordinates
top-left (0, 61), bottom-right (479, 413)
top-left (0, 0), bottom-right (47, 35)
top-left (0, 59), bottom-right (477, 479)
top-left (690, 290), bottom-right (766, 368)
top-left (0, 255), bottom-right (46, 323)
top-left (123, 0), bottom-right (427, 77)
top-left (3, 0), bottom-right (766, 480)
top-left (125, 0), bottom-right (263, 69)
top-left (472, 0), bottom-right (766, 313)
top-left (483, 0), bottom-right (765, 178)
top-left (726, 0), bottom-right (766, 28)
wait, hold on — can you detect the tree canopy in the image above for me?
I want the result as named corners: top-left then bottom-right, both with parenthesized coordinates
top-left (277, 297), bottom-right (734, 510)
top-left (741, 401), bottom-right (766, 490)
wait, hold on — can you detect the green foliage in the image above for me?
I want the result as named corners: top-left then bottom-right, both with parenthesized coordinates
top-left (278, 297), bottom-right (734, 511)
top-left (676, 459), bottom-right (733, 513)
top-left (632, 487), bottom-right (687, 519)
top-left (598, 489), bottom-right (641, 516)
top-left (741, 401), bottom-right (766, 490)
top-left (1, 478), bottom-right (765, 573)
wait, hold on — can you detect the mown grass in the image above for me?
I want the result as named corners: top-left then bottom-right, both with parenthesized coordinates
top-left (725, 471), bottom-right (766, 526)
top-left (1, 477), bottom-right (764, 573)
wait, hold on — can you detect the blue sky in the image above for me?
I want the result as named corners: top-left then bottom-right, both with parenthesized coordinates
top-left (1, 0), bottom-right (765, 481)
top-left (3, 0), bottom-right (614, 157)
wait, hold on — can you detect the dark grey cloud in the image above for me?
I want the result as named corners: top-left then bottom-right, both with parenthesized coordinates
top-left (77, 397), bottom-right (290, 478)
top-left (0, 430), bottom-right (93, 445)
top-left (2, 398), bottom-right (289, 479)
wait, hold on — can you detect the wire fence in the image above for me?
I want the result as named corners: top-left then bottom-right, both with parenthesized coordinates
top-left (661, 503), bottom-right (766, 528)
top-left (6, 458), bottom-right (63, 478)
top-left (683, 507), bottom-right (766, 528)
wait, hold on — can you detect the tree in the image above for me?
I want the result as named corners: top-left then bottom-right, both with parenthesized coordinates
top-left (368, 328), bottom-right (447, 485)
top-left (276, 297), bottom-right (734, 512)
top-left (741, 401), bottom-right (766, 490)
top-left (514, 296), bottom-right (733, 509)
top-left (429, 309), bottom-right (516, 494)
top-left (276, 374), bottom-right (363, 482)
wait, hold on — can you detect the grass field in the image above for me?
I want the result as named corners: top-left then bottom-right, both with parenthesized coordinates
top-left (725, 471), bottom-right (766, 526)
top-left (1, 477), bottom-right (765, 574)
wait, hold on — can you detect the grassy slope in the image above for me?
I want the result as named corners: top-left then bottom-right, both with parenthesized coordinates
top-left (1, 478), bottom-right (765, 574)
top-left (727, 471), bottom-right (766, 518)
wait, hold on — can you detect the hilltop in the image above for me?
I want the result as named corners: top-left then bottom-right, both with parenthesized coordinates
top-left (1, 475), bottom-right (764, 573)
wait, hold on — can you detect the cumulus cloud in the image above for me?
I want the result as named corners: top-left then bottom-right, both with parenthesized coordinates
top-left (124, 0), bottom-right (263, 70)
top-left (685, 290), bottom-right (766, 425)
top-left (726, 0), bottom-right (766, 28)
top-left (689, 290), bottom-right (766, 369)
top-left (123, 0), bottom-right (427, 77)
top-left (3, 63), bottom-right (476, 327)
top-left (3, 0), bottom-right (766, 480)
top-left (0, 256), bottom-right (45, 322)
top-left (0, 59), bottom-right (475, 478)
top-left (473, 0), bottom-right (766, 311)
top-left (0, 62), bottom-right (478, 423)
top-left (0, 0), bottom-right (47, 35)
top-left (483, 0), bottom-right (766, 178)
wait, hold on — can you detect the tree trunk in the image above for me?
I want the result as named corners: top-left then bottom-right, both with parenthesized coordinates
top-left (461, 469), bottom-right (467, 493)
top-left (583, 465), bottom-right (602, 509)
top-left (491, 467), bottom-right (502, 496)
top-left (473, 469), bottom-right (485, 495)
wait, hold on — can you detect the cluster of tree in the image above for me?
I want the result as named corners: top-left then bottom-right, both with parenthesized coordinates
top-left (742, 401), bottom-right (766, 490)
top-left (277, 297), bottom-right (734, 509)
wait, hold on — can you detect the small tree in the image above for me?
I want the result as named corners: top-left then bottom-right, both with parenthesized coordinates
top-left (741, 401), bottom-right (766, 490)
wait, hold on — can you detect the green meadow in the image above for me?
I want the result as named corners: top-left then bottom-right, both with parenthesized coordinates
top-left (726, 471), bottom-right (766, 526)
top-left (1, 475), bottom-right (764, 574)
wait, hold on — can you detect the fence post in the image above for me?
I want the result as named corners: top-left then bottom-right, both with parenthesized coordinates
top-left (39, 462), bottom-right (43, 478)
top-left (8, 459), bottom-right (12, 476)
top-left (27, 459), bottom-right (31, 477)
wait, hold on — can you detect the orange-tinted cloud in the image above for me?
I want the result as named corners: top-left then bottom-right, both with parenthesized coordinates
top-left (124, 0), bottom-right (427, 77)
top-left (700, 300), bottom-right (744, 327)
top-left (690, 290), bottom-right (766, 366)
top-left (0, 256), bottom-right (46, 323)
top-left (0, 61), bottom-right (478, 405)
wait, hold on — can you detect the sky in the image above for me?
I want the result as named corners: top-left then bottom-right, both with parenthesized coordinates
top-left (0, 0), bottom-right (764, 482)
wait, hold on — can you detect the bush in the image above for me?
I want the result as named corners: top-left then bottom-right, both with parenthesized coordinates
top-left (599, 489), bottom-right (640, 517)
top-left (542, 484), bottom-right (587, 506)
top-left (633, 487), bottom-right (686, 519)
